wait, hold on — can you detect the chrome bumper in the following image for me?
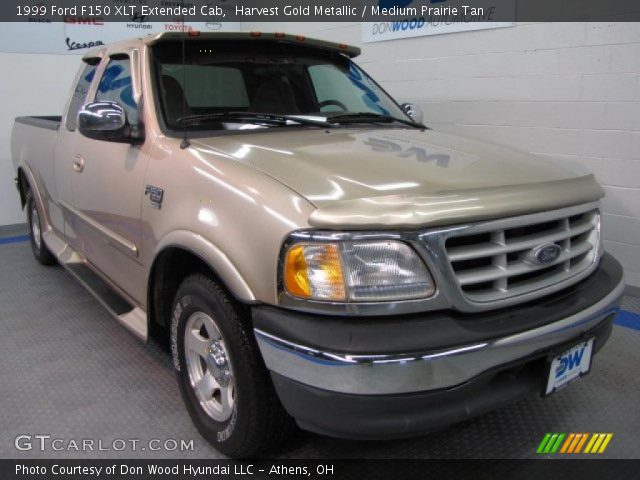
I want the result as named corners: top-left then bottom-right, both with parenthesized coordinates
top-left (254, 278), bottom-right (624, 395)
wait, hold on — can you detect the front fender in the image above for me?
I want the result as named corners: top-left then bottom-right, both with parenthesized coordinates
top-left (152, 229), bottom-right (256, 302)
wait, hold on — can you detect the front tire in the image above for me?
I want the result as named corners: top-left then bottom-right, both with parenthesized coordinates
top-left (171, 274), bottom-right (295, 458)
top-left (26, 189), bottom-right (56, 266)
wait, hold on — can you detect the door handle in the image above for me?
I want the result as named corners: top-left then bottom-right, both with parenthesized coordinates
top-left (72, 155), bottom-right (85, 173)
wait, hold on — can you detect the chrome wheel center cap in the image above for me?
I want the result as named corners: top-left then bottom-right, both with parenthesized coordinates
top-left (207, 341), bottom-right (231, 387)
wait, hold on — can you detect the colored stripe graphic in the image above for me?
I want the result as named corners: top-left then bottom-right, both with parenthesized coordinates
top-left (574, 433), bottom-right (589, 453)
top-left (598, 434), bottom-right (613, 453)
top-left (567, 433), bottom-right (583, 453)
top-left (544, 433), bottom-right (559, 453)
top-left (540, 433), bottom-right (613, 454)
top-left (584, 433), bottom-right (613, 454)
top-left (560, 433), bottom-right (575, 453)
top-left (592, 434), bottom-right (606, 453)
top-left (550, 433), bottom-right (565, 453)
top-left (584, 434), bottom-right (599, 453)
top-left (537, 433), bottom-right (552, 454)
top-left (537, 433), bottom-right (566, 454)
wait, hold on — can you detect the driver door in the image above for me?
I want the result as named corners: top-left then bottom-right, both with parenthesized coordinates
top-left (71, 54), bottom-right (149, 304)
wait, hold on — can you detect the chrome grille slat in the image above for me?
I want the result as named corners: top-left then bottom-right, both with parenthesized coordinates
top-left (443, 206), bottom-right (600, 303)
top-left (456, 241), bottom-right (594, 286)
top-left (447, 219), bottom-right (595, 262)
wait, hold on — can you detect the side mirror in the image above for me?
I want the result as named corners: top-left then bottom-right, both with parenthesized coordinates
top-left (78, 101), bottom-right (143, 144)
top-left (401, 102), bottom-right (424, 125)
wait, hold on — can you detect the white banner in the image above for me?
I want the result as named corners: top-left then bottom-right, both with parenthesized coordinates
top-left (361, 0), bottom-right (515, 43)
top-left (0, 0), bottom-right (239, 55)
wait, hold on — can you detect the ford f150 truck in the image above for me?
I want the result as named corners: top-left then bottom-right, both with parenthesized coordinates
top-left (12, 32), bottom-right (624, 458)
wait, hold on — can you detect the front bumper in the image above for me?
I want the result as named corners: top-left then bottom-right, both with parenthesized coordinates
top-left (253, 254), bottom-right (624, 438)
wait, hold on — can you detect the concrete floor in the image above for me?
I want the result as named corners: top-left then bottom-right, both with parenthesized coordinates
top-left (0, 239), bottom-right (639, 459)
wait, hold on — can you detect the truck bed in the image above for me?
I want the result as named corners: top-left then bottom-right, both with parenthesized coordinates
top-left (11, 116), bottom-right (62, 212)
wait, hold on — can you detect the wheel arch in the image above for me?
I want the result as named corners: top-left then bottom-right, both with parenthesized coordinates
top-left (17, 168), bottom-right (28, 209)
top-left (147, 232), bottom-right (256, 341)
top-left (17, 164), bottom-right (51, 233)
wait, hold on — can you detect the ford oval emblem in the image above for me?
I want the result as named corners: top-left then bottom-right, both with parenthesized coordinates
top-left (526, 243), bottom-right (563, 265)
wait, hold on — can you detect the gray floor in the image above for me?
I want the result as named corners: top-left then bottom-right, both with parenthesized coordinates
top-left (1, 240), bottom-right (639, 459)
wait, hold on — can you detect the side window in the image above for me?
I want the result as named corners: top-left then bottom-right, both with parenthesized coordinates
top-left (95, 57), bottom-right (138, 125)
top-left (308, 64), bottom-right (359, 112)
top-left (308, 63), bottom-right (390, 115)
top-left (65, 62), bottom-right (97, 131)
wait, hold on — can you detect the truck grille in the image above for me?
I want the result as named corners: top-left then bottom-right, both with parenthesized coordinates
top-left (444, 207), bottom-right (600, 303)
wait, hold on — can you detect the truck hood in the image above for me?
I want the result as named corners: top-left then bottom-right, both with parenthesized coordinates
top-left (192, 128), bottom-right (603, 228)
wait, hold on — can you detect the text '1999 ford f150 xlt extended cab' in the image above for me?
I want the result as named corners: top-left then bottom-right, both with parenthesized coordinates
top-left (12, 32), bottom-right (624, 458)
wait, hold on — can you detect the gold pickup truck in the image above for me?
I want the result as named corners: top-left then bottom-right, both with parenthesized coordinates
top-left (11, 32), bottom-right (624, 458)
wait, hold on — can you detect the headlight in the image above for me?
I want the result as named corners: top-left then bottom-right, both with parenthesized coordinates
top-left (283, 240), bottom-right (435, 302)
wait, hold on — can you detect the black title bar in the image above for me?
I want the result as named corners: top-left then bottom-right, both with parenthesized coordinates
top-left (4, 459), bottom-right (640, 480)
top-left (3, 0), bottom-right (640, 23)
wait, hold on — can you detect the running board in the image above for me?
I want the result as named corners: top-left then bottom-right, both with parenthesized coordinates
top-left (43, 230), bottom-right (148, 341)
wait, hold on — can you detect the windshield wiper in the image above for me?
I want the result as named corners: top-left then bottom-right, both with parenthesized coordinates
top-left (175, 112), bottom-right (330, 128)
top-left (175, 111), bottom-right (424, 129)
top-left (326, 112), bottom-right (426, 129)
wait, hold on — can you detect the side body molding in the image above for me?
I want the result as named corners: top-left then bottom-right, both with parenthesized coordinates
top-left (152, 230), bottom-right (256, 302)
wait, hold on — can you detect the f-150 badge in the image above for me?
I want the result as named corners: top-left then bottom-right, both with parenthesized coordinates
top-left (145, 185), bottom-right (164, 209)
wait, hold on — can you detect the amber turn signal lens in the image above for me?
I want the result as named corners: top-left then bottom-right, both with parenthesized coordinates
top-left (284, 243), bottom-right (346, 301)
top-left (284, 245), bottom-right (310, 298)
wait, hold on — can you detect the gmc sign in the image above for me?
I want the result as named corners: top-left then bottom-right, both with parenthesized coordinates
top-left (63, 17), bottom-right (104, 25)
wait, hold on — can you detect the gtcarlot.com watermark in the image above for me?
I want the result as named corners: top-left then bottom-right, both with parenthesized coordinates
top-left (15, 434), bottom-right (194, 453)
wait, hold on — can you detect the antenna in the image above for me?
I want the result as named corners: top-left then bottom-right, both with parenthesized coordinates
top-left (179, 0), bottom-right (190, 149)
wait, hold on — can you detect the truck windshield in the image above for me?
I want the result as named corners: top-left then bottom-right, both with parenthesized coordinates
top-left (152, 41), bottom-right (409, 131)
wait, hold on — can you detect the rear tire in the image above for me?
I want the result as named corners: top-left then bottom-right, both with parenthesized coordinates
top-left (171, 274), bottom-right (295, 458)
top-left (26, 189), bottom-right (56, 266)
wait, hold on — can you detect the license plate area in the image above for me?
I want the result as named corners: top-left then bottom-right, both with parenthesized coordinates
top-left (544, 338), bottom-right (594, 396)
